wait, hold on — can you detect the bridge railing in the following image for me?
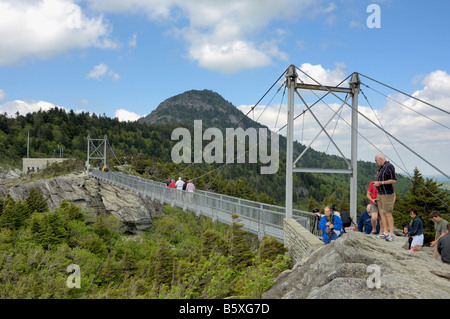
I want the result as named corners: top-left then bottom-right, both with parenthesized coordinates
top-left (92, 170), bottom-right (318, 242)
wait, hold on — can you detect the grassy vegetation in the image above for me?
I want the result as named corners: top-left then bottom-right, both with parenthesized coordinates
top-left (0, 189), bottom-right (290, 299)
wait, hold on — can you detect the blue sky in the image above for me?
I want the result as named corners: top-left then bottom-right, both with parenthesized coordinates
top-left (0, 0), bottom-right (449, 178)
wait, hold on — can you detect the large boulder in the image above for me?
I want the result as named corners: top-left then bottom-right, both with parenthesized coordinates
top-left (263, 231), bottom-right (450, 299)
top-left (0, 173), bottom-right (163, 233)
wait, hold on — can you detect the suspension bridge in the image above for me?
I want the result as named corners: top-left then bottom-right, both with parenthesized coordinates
top-left (92, 169), bottom-right (315, 243)
top-left (88, 64), bottom-right (449, 244)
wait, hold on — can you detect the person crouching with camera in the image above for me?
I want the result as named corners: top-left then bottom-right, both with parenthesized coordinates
top-left (319, 206), bottom-right (343, 244)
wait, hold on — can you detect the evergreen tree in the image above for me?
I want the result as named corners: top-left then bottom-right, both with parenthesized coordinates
top-left (153, 240), bottom-right (175, 287)
top-left (307, 196), bottom-right (321, 212)
top-left (200, 229), bottom-right (229, 257)
top-left (40, 212), bottom-right (68, 249)
top-left (394, 167), bottom-right (450, 243)
top-left (25, 188), bottom-right (48, 216)
top-left (258, 235), bottom-right (287, 261)
top-left (0, 202), bottom-right (19, 230)
top-left (226, 214), bottom-right (254, 270)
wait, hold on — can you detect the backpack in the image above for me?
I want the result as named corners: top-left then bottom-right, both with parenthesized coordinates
top-left (340, 211), bottom-right (352, 228)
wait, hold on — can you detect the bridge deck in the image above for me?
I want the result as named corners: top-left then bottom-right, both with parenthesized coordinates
top-left (92, 170), bottom-right (318, 242)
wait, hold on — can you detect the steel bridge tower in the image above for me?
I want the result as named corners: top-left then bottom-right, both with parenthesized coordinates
top-left (284, 65), bottom-right (361, 222)
top-left (86, 135), bottom-right (108, 168)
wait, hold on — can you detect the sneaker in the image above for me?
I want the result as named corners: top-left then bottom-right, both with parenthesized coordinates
top-left (376, 233), bottom-right (388, 239)
top-left (385, 233), bottom-right (395, 241)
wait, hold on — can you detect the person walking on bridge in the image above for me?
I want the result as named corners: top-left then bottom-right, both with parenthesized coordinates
top-left (372, 153), bottom-right (397, 242)
top-left (186, 180), bottom-right (195, 203)
top-left (175, 177), bottom-right (184, 200)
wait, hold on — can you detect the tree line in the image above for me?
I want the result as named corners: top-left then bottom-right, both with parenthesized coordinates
top-left (2, 107), bottom-right (448, 244)
top-left (0, 189), bottom-right (289, 298)
top-left (1, 107), bottom-right (406, 211)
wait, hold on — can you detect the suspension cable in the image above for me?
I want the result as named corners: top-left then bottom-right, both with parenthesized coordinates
top-left (168, 68), bottom-right (289, 186)
top-left (294, 68), bottom-right (449, 180)
top-left (358, 73), bottom-right (450, 116)
top-left (360, 81), bottom-right (450, 130)
top-left (360, 88), bottom-right (409, 174)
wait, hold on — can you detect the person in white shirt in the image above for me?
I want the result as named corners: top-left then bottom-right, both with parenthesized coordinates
top-left (175, 177), bottom-right (184, 200)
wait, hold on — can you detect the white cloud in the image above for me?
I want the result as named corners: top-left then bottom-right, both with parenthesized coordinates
top-left (87, 63), bottom-right (107, 79)
top-left (109, 70), bottom-right (121, 81)
top-left (85, 0), bottom-right (335, 73)
top-left (0, 89), bottom-right (6, 101)
top-left (87, 63), bottom-right (120, 81)
top-left (0, 100), bottom-right (65, 116)
top-left (238, 65), bottom-right (450, 177)
top-left (0, 0), bottom-right (116, 65)
top-left (85, 0), bottom-right (174, 20)
top-left (298, 62), bottom-right (348, 86)
top-left (114, 109), bottom-right (144, 122)
top-left (186, 39), bottom-right (272, 74)
top-left (129, 33), bottom-right (137, 48)
top-left (0, 99), bottom-right (143, 123)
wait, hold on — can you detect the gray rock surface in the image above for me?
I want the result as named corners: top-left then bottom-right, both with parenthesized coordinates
top-left (0, 173), bottom-right (163, 233)
top-left (263, 231), bottom-right (450, 299)
top-left (0, 167), bottom-right (22, 180)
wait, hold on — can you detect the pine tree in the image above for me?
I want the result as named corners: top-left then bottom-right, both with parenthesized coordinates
top-left (153, 240), bottom-right (175, 287)
top-left (0, 203), bottom-right (17, 230)
top-left (258, 235), bottom-right (287, 261)
top-left (200, 229), bottom-right (229, 257)
top-left (394, 167), bottom-right (450, 243)
top-left (25, 188), bottom-right (48, 217)
top-left (40, 212), bottom-right (67, 249)
top-left (226, 213), bottom-right (254, 270)
top-left (0, 199), bottom-right (26, 230)
top-left (307, 196), bottom-right (320, 212)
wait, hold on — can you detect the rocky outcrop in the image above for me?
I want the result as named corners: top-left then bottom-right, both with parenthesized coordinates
top-left (263, 231), bottom-right (450, 299)
top-left (0, 167), bottom-right (22, 180)
top-left (0, 173), bottom-right (163, 233)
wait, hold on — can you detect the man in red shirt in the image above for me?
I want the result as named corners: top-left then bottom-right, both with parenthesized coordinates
top-left (366, 181), bottom-right (380, 235)
top-left (167, 179), bottom-right (176, 200)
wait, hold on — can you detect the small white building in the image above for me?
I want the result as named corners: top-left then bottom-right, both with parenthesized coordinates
top-left (22, 158), bottom-right (70, 173)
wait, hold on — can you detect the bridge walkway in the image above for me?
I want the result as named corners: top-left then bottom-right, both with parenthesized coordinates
top-left (92, 169), bottom-right (317, 243)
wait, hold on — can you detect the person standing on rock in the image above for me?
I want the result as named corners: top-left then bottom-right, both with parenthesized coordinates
top-left (372, 153), bottom-right (397, 242)
top-left (367, 180), bottom-right (381, 235)
top-left (430, 211), bottom-right (449, 260)
top-left (319, 206), bottom-right (343, 244)
top-left (437, 223), bottom-right (450, 264)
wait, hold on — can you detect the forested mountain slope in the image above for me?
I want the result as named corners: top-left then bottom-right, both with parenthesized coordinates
top-left (0, 89), bottom-right (411, 211)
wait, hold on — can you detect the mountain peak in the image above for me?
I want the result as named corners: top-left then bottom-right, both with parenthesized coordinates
top-left (139, 89), bottom-right (262, 130)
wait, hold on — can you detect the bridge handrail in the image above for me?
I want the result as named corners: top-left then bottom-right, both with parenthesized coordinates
top-left (92, 169), bottom-right (318, 241)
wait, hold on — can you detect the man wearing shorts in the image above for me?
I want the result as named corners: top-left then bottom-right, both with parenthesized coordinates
top-left (372, 153), bottom-right (397, 241)
top-left (366, 180), bottom-right (380, 235)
